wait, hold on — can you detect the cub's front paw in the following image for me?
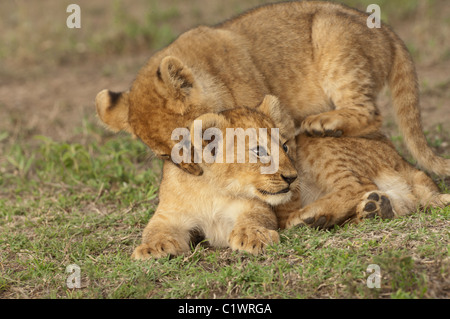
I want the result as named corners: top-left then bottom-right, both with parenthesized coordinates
top-left (300, 113), bottom-right (344, 137)
top-left (131, 235), bottom-right (189, 260)
top-left (228, 226), bottom-right (279, 255)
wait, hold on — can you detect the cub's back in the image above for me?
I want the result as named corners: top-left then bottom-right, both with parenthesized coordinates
top-left (218, 1), bottom-right (370, 29)
top-left (296, 133), bottom-right (412, 179)
top-left (217, 1), bottom-right (395, 121)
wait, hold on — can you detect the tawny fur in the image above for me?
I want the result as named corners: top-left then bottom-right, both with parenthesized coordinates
top-left (132, 96), bottom-right (450, 259)
top-left (132, 96), bottom-right (298, 259)
top-left (95, 1), bottom-right (450, 177)
top-left (279, 132), bottom-right (450, 230)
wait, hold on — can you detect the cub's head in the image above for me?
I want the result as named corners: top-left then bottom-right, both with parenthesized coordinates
top-left (95, 55), bottom-right (214, 176)
top-left (188, 95), bottom-right (299, 206)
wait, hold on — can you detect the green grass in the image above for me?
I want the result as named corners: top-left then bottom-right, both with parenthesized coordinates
top-left (0, 124), bottom-right (449, 299)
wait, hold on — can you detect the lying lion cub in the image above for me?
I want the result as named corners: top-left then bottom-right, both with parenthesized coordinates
top-left (277, 132), bottom-right (450, 230)
top-left (132, 96), bottom-right (299, 259)
top-left (132, 96), bottom-right (450, 259)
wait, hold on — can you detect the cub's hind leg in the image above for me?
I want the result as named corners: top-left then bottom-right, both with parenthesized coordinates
top-left (437, 193), bottom-right (450, 207)
top-left (355, 190), bottom-right (396, 222)
top-left (355, 170), bottom-right (450, 221)
top-left (410, 170), bottom-right (450, 209)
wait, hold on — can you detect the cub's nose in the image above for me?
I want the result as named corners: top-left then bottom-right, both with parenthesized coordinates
top-left (281, 174), bottom-right (297, 185)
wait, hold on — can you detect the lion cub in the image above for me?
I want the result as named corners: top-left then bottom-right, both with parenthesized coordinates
top-left (96, 1), bottom-right (450, 178)
top-left (132, 96), bottom-right (299, 259)
top-left (132, 95), bottom-right (449, 259)
top-left (277, 123), bottom-right (450, 230)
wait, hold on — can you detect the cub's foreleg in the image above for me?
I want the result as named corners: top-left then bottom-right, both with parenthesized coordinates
top-left (301, 52), bottom-right (382, 138)
top-left (132, 211), bottom-right (192, 260)
top-left (228, 201), bottom-right (279, 255)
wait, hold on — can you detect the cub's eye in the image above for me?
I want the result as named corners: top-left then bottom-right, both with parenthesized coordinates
top-left (251, 146), bottom-right (268, 157)
top-left (282, 143), bottom-right (289, 153)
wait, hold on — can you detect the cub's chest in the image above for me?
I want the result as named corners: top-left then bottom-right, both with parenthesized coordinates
top-left (195, 197), bottom-right (249, 248)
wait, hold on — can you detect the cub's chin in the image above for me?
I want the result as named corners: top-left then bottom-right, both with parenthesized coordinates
top-left (256, 188), bottom-right (293, 206)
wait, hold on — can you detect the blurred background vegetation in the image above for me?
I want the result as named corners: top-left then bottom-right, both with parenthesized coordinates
top-left (1, 0), bottom-right (449, 68)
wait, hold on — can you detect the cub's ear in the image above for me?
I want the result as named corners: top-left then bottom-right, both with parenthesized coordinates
top-left (257, 95), bottom-right (283, 124)
top-left (159, 56), bottom-right (195, 99)
top-left (95, 89), bottom-right (133, 134)
top-left (258, 95), bottom-right (296, 139)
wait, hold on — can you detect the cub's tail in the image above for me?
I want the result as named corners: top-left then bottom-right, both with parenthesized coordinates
top-left (388, 36), bottom-right (450, 176)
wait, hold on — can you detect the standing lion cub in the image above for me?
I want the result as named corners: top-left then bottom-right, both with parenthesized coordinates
top-left (132, 96), bottom-right (450, 259)
top-left (96, 1), bottom-right (450, 178)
